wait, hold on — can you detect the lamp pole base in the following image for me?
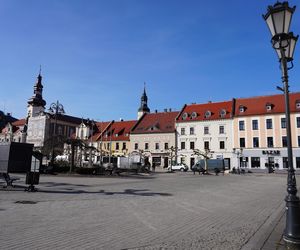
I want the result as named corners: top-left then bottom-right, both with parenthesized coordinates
top-left (283, 196), bottom-right (300, 247)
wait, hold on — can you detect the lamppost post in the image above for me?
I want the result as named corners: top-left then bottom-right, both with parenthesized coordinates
top-left (263, 2), bottom-right (300, 246)
top-left (48, 100), bottom-right (65, 166)
top-left (88, 119), bottom-right (95, 167)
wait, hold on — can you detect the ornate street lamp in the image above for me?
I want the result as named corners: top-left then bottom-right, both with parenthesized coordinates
top-left (48, 100), bottom-right (65, 166)
top-left (87, 119), bottom-right (95, 167)
top-left (263, 2), bottom-right (300, 246)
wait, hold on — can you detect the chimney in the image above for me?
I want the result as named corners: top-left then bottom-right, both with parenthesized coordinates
top-left (169, 108), bottom-right (172, 112)
top-left (164, 108), bottom-right (168, 112)
top-left (155, 109), bottom-right (158, 113)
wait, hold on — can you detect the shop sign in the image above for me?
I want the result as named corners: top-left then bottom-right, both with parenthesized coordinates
top-left (262, 150), bottom-right (280, 155)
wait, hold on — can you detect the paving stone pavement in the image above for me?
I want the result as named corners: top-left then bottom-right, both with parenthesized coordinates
top-left (0, 172), bottom-right (290, 249)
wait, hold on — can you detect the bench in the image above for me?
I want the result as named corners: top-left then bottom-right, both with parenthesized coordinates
top-left (1, 173), bottom-right (20, 188)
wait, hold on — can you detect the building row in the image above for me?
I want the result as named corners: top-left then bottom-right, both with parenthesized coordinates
top-left (1, 72), bottom-right (300, 170)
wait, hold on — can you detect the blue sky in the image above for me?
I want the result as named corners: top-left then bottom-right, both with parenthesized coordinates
top-left (0, 0), bottom-right (299, 121)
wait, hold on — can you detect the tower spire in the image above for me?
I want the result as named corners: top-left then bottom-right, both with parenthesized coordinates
top-left (27, 68), bottom-right (47, 117)
top-left (138, 82), bottom-right (150, 119)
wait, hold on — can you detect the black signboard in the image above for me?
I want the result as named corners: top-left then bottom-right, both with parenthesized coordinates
top-left (0, 142), bottom-right (33, 173)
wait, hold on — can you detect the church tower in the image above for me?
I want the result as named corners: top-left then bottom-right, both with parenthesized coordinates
top-left (27, 70), bottom-right (46, 117)
top-left (137, 83), bottom-right (150, 119)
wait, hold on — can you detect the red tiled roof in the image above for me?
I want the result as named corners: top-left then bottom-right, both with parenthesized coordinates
top-left (92, 121), bottom-right (112, 141)
top-left (131, 111), bottom-right (179, 134)
top-left (12, 118), bottom-right (26, 126)
top-left (101, 120), bottom-right (137, 141)
top-left (176, 101), bottom-right (233, 122)
top-left (234, 92), bottom-right (300, 116)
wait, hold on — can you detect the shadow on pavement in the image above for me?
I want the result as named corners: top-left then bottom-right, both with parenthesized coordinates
top-left (38, 188), bottom-right (172, 196)
top-left (41, 182), bottom-right (90, 187)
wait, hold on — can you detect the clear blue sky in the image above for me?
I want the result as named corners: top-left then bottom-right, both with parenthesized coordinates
top-left (0, 0), bottom-right (299, 121)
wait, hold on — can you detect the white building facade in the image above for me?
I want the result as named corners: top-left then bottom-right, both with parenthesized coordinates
top-left (176, 101), bottom-right (235, 169)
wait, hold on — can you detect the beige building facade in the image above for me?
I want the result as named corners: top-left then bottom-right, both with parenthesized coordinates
top-left (233, 93), bottom-right (300, 170)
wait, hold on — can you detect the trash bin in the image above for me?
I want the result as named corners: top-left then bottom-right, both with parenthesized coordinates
top-left (25, 172), bottom-right (40, 185)
top-left (268, 165), bottom-right (274, 173)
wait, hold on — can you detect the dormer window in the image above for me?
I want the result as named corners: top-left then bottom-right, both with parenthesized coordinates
top-left (204, 110), bottom-right (211, 118)
top-left (296, 100), bottom-right (300, 109)
top-left (115, 133), bottom-right (118, 137)
top-left (239, 105), bottom-right (246, 113)
top-left (191, 112), bottom-right (197, 119)
top-left (182, 112), bottom-right (188, 120)
top-left (266, 103), bottom-right (273, 111)
top-left (219, 109), bottom-right (226, 118)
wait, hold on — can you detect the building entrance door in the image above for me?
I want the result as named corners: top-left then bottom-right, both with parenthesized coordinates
top-left (190, 158), bottom-right (195, 169)
top-left (164, 157), bottom-right (168, 168)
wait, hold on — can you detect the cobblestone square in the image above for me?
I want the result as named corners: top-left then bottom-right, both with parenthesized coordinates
top-left (0, 172), bottom-right (287, 249)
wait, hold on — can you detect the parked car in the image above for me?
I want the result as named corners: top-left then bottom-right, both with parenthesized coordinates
top-left (167, 163), bottom-right (188, 172)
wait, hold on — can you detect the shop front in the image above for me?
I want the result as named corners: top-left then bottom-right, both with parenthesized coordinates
top-left (238, 148), bottom-right (300, 170)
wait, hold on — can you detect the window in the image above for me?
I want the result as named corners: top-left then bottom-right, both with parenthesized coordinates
top-left (164, 143), bottom-right (168, 150)
top-left (190, 141), bottom-right (195, 150)
top-left (296, 157), bottom-right (300, 168)
top-left (181, 128), bottom-right (185, 135)
top-left (181, 141), bottom-right (185, 150)
top-left (240, 138), bottom-right (245, 148)
top-left (283, 157), bottom-right (288, 168)
top-left (122, 142), bottom-right (126, 150)
top-left (204, 141), bottom-right (209, 150)
top-left (134, 143), bottom-right (138, 150)
top-left (219, 125), bottom-right (224, 134)
top-left (145, 143), bottom-right (149, 150)
top-left (58, 126), bottom-right (63, 135)
top-left (266, 104), bottom-right (273, 111)
top-left (282, 136), bottom-right (287, 147)
top-left (220, 141), bottom-right (225, 149)
top-left (251, 157), bottom-right (260, 168)
top-left (219, 109), bottom-right (226, 118)
top-left (239, 106), bottom-right (245, 113)
top-left (266, 119), bottom-right (273, 129)
top-left (182, 112), bottom-right (188, 120)
top-left (191, 112), bottom-right (197, 119)
top-left (155, 143), bottom-right (159, 150)
top-left (253, 137), bottom-right (259, 148)
top-left (252, 120), bottom-right (258, 130)
top-left (190, 127), bottom-right (194, 135)
top-left (267, 137), bottom-right (274, 147)
top-left (204, 110), bottom-right (211, 118)
top-left (204, 126), bottom-right (209, 134)
top-left (281, 118), bottom-right (286, 129)
top-left (116, 143), bottom-right (119, 150)
top-left (297, 117), bottom-right (300, 128)
top-left (298, 136), bottom-right (300, 147)
top-left (239, 121), bottom-right (245, 131)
